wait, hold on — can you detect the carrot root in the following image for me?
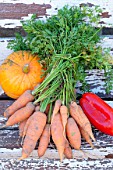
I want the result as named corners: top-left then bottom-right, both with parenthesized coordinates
top-left (69, 102), bottom-right (95, 142)
top-left (66, 117), bottom-right (81, 150)
top-left (51, 100), bottom-right (62, 124)
top-left (19, 119), bottom-right (28, 137)
top-left (64, 140), bottom-right (73, 159)
top-left (51, 113), bottom-right (65, 162)
top-left (60, 105), bottom-right (68, 139)
top-left (38, 124), bottom-right (50, 157)
top-left (4, 90), bottom-right (34, 117)
top-left (19, 111), bottom-right (47, 160)
top-left (5, 102), bottom-right (35, 127)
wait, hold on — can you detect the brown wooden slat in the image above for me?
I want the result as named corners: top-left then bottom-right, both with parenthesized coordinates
top-left (0, 100), bottom-right (14, 117)
top-left (0, 27), bottom-right (26, 37)
top-left (1, 27), bottom-right (113, 37)
top-left (0, 3), bottom-right (51, 19)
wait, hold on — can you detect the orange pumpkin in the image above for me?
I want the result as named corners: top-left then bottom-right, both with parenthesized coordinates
top-left (0, 51), bottom-right (45, 99)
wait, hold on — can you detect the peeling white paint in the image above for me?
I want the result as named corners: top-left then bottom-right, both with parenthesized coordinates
top-left (0, 147), bottom-right (111, 159)
top-left (1, 148), bottom-right (113, 169)
top-left (0, 0), bottom-right (113, 28)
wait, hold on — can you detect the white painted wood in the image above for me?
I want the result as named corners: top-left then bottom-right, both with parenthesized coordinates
top-left (1, 157), bottom-right (113, 170)
top-left (0, 38), bottom-right (13, 65)
top-left (0, 0), bottom-right (113, 28)
top-left (0, 147), bottom-right (108, 159)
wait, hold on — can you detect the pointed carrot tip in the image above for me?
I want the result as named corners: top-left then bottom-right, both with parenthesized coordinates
top-left (0, 125), bottom-right (7, 129)
top-left (18, 156), bottom-right (26, 161)
top-left (59, 153), bottom-right (64, 163)
top-left (18, 157), bottom-right (23, 161)
top-left (91, 135), bottom-right (96, 142)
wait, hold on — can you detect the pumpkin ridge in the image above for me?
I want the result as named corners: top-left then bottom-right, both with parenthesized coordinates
top-left (1, 74), bottom-right (24, 92)
top-left (28, 51), bottom-right (32, 60)
top-left (6, 59), bottom-right (21, 67)
top-left (27, 74), bottom-right (34, 89)
top-left (29, 56), bottom-right (37, 64)
top-left (12, 51), bottom-right (24, 62)
top-left (22, 50), bottom-right (33, 63)
top-left (16, 73), bottom-right (26, 93)
top-left (22, 51), bottom-right (37, 66)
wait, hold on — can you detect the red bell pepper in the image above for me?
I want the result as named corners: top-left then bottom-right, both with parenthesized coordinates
top-left (79, 92), bottom-right (113, 136)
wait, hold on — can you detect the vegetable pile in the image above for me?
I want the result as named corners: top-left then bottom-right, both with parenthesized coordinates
top-left (3, 90), bottom-right (96, 161)
top-left (1, 5), bottom-right (113, 161)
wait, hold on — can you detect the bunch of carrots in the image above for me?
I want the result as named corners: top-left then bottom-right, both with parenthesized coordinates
top-left (2, 6), bottom-right (113, 162)
top-left (2, 89), bottom-right (96, 162)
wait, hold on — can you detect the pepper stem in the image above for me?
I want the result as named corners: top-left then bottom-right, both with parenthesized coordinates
top-left (22, 64), bottom-right (30, 74)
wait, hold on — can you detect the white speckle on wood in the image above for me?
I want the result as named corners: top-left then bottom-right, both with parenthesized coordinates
top-left (0, 147), bottom-right (109, 159)
top-left (0, 38), bottom-right (13, 65)
top-left (0, 0), bottom-right (113, 28)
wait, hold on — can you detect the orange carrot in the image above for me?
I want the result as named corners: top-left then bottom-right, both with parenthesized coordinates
top-left (4, 90), bottom-right (34, 117)
top-left (51, 100), bottom-right (62, 124)
top-left (35, 105), bottom-right (40, 111)
top-left (19, 119), bottom-right (28, 137)
top-left (38, 124), bottom-right (50, 157)
top-left (22, 116), bottom-right (33, 141)
top-left (51, 113), bottom-right (65, 162)
top-left (69, 102), bottom-right (95, 141)
top-left (60, 105), bottom-right (68, 138)
top-left (66, 117), bottom-right (81, 150)
top-left (19, 111), bottom-right (47, 160)
top-left (64, 140), bottom-right (73, 159)
top-left (4, 102), bottom-right (35, 127)
top-left (45, 104), bottom-right (50, 115)
top-left (79, 126), bottom-right (94, 149)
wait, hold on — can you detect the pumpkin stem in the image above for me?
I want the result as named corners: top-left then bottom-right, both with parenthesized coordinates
top-left (22, 64), bottom-right (30, 74)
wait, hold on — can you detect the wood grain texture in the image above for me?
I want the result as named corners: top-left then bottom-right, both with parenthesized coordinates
top-left (0, 3), bottom-right (51, 19)
top-left (0, 158), bottom-right (113, 170)
top-left (0, 0), bottom-right (113, 31)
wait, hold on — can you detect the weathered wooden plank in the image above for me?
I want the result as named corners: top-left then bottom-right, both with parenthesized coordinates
top-left (76, 69), bottom-right (113, 98)
top-left (0, 100), bottom-right (113, 152)
top-left (0, 127), bottom-right (113, 150)
top-left (0, 3), bottom-right (51, 19)
top-left (0, 100), bottom-right (113, 168)
top-left (0, 0), bottom-right (113, 32)
top-left (0, 129), bottom-right (113, 160)
top-left (0, 158), bottom-right (113, 170)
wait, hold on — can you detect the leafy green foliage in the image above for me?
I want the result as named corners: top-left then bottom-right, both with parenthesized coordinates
top-left (7, 5), bottom-right (113, 110)
top-left (7, 33), bottom-right (29, 51)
